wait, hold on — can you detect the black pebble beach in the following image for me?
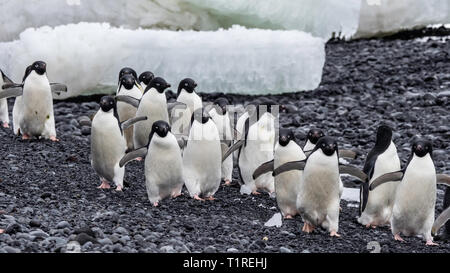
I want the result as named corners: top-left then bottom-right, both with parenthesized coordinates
top-left (0, 29), bottom-right (449, 253)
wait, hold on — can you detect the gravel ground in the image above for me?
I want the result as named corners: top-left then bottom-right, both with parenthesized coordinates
top-left (0, 29), bottom-right (449, 253)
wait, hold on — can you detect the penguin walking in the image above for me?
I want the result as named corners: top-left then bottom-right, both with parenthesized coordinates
top-left (272, 136), bottom-right (367, 236)
top-left (91, 96), bottom-right (147, 191)
top-left (138, 71), bottom-right (155, 91)
top-left (0, 69), bottom-right (14, 128)
top-left (358, 125), bottom-right (401, 228)
top-left (0, 61), bottom-right (67, 141)
top-left (183, 108), bottom-right (221, 201)
top-left (116, 74), bottom-right (143, 151)
top-left (119, 120), bottom-right (184, 206)
top-left (171, 78), bottom-right (201, 141)
top-left (253, 128), bottom-right (306, 218)
top-left (208, 98), bottom-right (233, 186)
top-left (117, 77), bottom-right (171, 149)
top-left (222, 104), bottom-right (276, 194)
top-left (370, 140), bottom-right (450, 245)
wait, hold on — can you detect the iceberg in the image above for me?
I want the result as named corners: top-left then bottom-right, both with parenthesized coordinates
top-left (355, 0), bottom-right (450, 38)
top-left (0, 23), bottom-right (325, 98)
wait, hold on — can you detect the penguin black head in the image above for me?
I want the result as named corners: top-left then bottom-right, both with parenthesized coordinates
top-left (191, 108), bottom-right (210, 125)
top-left (118, 67), bottom-right (138, 83)
top-left (31, 61), bottom-right (46, 75)
top-left (279, 128), bottom-right (294, 147)
top-left (151, 120), bottom-right (171, 138)
top-left (307, 128), bottom-right (325, 144)
top-left (375, 124), bottom-right (393, 148)
top-left (178, 78), bottom-right (197, 96)
top-left (139, 71), bottom-right (155, 86)
top-left (99, 96), bottom-right (116, 112)
top-left (256, 102), bottom-right (273, 119)
top-left (412, 139), bottom-right (432, 158)
top-left (146, 77), bottom-right (170, 94)
top-left (316, 136), bottom-right (337, 156)
top-left (213, 98), bottom-right (229, 114)
top-left (120, 74), bottom-right (136, 90)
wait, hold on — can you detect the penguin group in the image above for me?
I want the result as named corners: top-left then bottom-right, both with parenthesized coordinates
top-left (0, 62), bottom-right (449, 247)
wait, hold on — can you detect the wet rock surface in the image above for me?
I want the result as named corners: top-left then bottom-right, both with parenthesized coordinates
top-left (0, 35), bottom-right (449, 253)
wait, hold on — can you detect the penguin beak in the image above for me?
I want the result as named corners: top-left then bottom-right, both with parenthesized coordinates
top-left (166, 83), bottom-right (171, 88)
top-left (194, 82), bottom-right (197, 88)
top-left (416, 144), bottom-right (423, 152)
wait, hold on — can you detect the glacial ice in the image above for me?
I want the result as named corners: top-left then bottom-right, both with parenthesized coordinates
top-left (355, 0), bottom-right (450, 38)
top-left (0, 23), bottom-right (325, 98)
top-left (264, 212), bottom-right (282, 228)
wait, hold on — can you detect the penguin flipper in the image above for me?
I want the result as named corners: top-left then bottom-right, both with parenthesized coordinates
top-left (115, 95), bottom-right (140, 108)
top-left (177, 135), bottom-right (188, 150)
top-left (369, 171), bottom-right (403, 191)
top-left (339, 164), bottom-right (367, 182)
top-left (50, 83), bottom-right (68, 93)
top-left (119, 147), bottom-right (148, 167)
top-left (121, 116), bottom-right (147, 130)
top-left (252, 160), bottom-right (274, 180)
top-left (432, 206), bottom-right (450, 236)
top-left (222, 139), bottom-right (244, 162)
top-left (1, 71), bottom-right (14, 85)
top-left (0, 86), bottom-right (23, 99)
top-left (436, 174), bottom-right (450, 186)
top-left (272, 160), bottom-right (306, 177)
top-left (338, 149), bottom-right (358, 159)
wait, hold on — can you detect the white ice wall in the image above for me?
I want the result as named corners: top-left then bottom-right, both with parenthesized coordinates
top-left (0, 23), bottom-right (325, 98)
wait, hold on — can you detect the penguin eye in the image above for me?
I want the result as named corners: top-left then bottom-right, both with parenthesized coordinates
top-left (322, 143), bottom-right (326, 147)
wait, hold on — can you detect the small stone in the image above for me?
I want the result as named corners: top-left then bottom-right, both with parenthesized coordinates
top-left (279, 247), bottom-right (292, 253)
top-left (75, 233), bottom-right (97, 245)
top-left (56, 221), bottom-right (70, 229)
top-left (226, 248), bottom-right (239, 253)
top-left (203, 246), bottom-right (217, 253)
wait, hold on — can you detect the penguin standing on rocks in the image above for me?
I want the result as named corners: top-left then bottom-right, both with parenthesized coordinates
top-left (91, 96), bottom-right (147, 191)
top-left (208, 98), bottom-right (233, 186)
top-left (171, 78), bottom-right (202, 141)
top-left (183, 108), bottom-right (221, 201)
top-left (369, 140), bottom-right (450, 245)
top-left (138, 71), bottom-right (154, 91)
top-left (358, 125), bottom-right (401, 228)
top-left (0, 61), bottom-right (67, 141)
top-left (116, 74), bottom-right (143, 151)
top-left (222, 104), bottom-right (276, 195)
top-left (116, 77), bottom-right (171, 150)
top-left (253, 128), bottom-right (306, 218)
top-left (0, 69), bottom-right (14, 128)
top-left (272, 136), bottom-right (367, 236)
top-left (119, 120), bottom-right (184, 206)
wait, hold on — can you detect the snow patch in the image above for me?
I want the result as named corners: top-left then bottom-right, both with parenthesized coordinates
top-left (264, 212), bottom-right (282, 227)
top-left (341, 187), bottom-right (360, 203)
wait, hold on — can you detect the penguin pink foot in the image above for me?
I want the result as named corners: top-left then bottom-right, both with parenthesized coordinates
top-left (49, 136), bottom-right (59, 142)
top-left (193, 195), bottom-right (204, 201)
top-left (22, 134), bottom-right (31, 140)
top-left (251, 191), bottom-right (261, 195)
top-left (97, 180), bottom-right (111, 189)
top-left (135, 157), bottom-right (143, 161)
top-left (330, 231), bottom-right (341, 237)
top-left (426, 240), bottom-right (438, 246)
top-left (2, 122), bottom-right (9, 128)
top-left (284, 215), bottom-right (293, 219)
top-left (394, 234), bottom-right (405, 242)
top-left (171, 192), bottom-right (182, 198)
top-left (0, 229), bottom-right (4, 234)
top-left (153, 201), bottom-right (159, 207)
top-left (115, 185), bottom-right (123, 191)
top-left (205, 196), bottom-right (216, 201)
top-left (223, 180), bottom-right (231, 186)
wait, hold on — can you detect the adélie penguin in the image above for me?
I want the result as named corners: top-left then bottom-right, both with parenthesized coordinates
top-left (116, 77), bottom-right (171, 150)
top-left (138, 71), bottom-right (155, 91)
top-left (0, 69), bottom-right (14, 128)
top-left (183, 108), bottom-right (222, 201)
top-left (171, 78), bottom-right (202, 140)
top-left (0, 61), bottom-right (67, 141)
top-left (358, 125), bottom-right (401, 228)
top-left (253, 128), bottom-right (306, 218)
top-left (272, 136), bottom-right (368, 236)
top-left (222, 104), bottom-right (276, 195)
top-left (91, 96), bottom-right (147, 191)
top-left (303, 128), bottom-right (324, 153)
top-left (208, 98), bottom-right (233, 186)
top-left (369, 140), bottom-right (450, 245)
top-left (116, 74), bottom-right (143, 151)
top-left (119, 120), bottom-right (184, 206)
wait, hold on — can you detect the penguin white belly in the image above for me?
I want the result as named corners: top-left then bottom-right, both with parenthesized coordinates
top-left (0, 98), bottom-right (8, 124)
top-left (20, 74), bottom-right (54, 137)
top-left (303, 140), bottom-right (315, 152)
top-left (134, 95), bottom-right (169, 148)
top-left (233, 111), bottom-right (249, 160)
top-left (209, 110), bottom-right (233, 182)
top-left (117, 87), bottom-right (142, 149)
top-left (359, 142), bottom-right (401, 226)
top-left (91, 110), bottom-right (126, 187)
top-left (391, 155), bottom-right (436, 240)
top-left (297, 151), bottom-right (340, 232)
top-left (177, 90), bottom-right (202, 114)
top-left (274, 142), bottom-right (306, 217)
top-left (145, 134), bottom-right (184, 203)
top-left (183, 121), bottom-right (221, 198)
top-left (12, 96), bottom-right (22, 135)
